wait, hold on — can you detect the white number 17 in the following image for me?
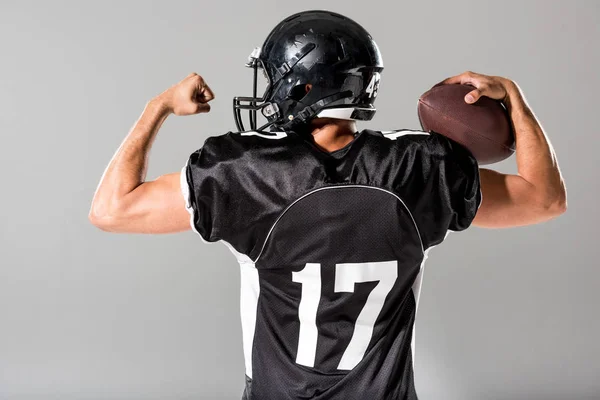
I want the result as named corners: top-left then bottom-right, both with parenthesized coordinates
top-left (292, 261), bottom-right (398, 370)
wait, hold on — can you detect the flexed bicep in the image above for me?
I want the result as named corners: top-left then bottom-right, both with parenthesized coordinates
top-left (90, 172), bottom-right (191, 234)
top-left (473, 168), bottom-right (563, 229)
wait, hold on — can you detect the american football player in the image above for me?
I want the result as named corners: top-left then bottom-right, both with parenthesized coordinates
top-left (89, 10), bottom-right (566, 400)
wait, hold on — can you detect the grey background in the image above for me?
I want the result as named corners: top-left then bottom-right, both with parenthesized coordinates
top-left (0, 1), bottom-right (598, 399)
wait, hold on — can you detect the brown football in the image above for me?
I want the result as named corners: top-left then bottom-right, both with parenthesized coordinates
top-left (417, 84), bottom-right (515, 165)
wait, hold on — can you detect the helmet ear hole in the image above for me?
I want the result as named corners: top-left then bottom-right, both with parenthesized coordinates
top-left (288, 83), bottom-right (310, 102)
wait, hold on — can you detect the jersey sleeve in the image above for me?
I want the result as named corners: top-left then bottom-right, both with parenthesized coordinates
top-left (397, 132), bottom-right (482, 250)
top-left (180, 144), bottom-right (218, 243)
top-left (179, 133), bottom-right (284, 261)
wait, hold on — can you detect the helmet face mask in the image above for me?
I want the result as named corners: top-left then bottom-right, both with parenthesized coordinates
top-left (233, 53), bottom-right (276, 132)
top-left (233, 10), bottom-right (383, 133)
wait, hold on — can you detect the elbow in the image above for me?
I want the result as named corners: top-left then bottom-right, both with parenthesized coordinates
top-left (538, 188), bottom-right (568, 219)
top-left (88, 212), bottom-right (113, 232)
top-left (551, 182), bottom-right (568, 216)
top-left (88, 202), bottom-right (124, 232)
top-left (550, 195), bottom-right (568, 216)
top-left (543, 198), bottom-right (567, 218)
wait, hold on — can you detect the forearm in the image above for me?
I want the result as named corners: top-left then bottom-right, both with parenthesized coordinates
top-left (503, 82), bottom-right (566, 207)
top-left (90, 98), bottom-right (170, 219)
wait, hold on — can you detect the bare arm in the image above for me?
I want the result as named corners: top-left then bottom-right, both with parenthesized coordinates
top-left (440, 71), bottom-right (567, 228)
top-left (89, 73), bottom-right (214, 233)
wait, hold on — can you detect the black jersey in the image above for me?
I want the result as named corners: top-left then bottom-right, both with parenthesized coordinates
top-left (181, 128), bottom-right (481, 400)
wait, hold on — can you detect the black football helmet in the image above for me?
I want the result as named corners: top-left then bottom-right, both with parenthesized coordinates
top-left (233, 10), bottom-right (384, 133)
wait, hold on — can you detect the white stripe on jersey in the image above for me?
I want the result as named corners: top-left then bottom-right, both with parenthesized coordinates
top-left (240, 131), bottom-right (287, 139)
top-left (382, 129), bottom-right (430, 140)
top-left (238, 259), bottom-right (260, 379)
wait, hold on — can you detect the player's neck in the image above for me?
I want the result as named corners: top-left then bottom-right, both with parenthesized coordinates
top-left (309, 119), bottom-right (358, 153)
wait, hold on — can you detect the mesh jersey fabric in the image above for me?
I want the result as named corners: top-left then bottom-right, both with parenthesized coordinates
top-left (181, 128), bottom-right (481, 400)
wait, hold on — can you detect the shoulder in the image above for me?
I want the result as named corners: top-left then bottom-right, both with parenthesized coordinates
top-left (193, 130), bottom-right (296, 162)
top-left (202, 130), bottom-right (297, 154)
top-left (368, 128), bottom-right (432, 148)
top-left (190, 130), bottom-right (309, 175)
top-left (376, 128), bottom-right (476, 163)
top-left (363, 128), bottom-right (434, 158)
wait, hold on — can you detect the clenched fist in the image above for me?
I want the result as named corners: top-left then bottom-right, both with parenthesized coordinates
top-left (157, 73), bottom-right (215, 116)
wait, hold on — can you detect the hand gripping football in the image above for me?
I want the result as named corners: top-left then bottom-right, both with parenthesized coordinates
top-left (418, 84), bottom-right (515, 165)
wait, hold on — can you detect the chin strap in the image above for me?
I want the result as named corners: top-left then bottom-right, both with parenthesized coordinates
top-left (280, 90), bottom-right (354, 131)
